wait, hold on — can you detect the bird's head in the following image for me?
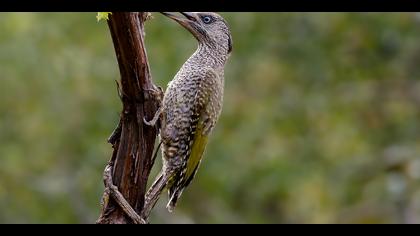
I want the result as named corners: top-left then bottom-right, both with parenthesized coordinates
top-left (161, 12), bottom-right (233, 55)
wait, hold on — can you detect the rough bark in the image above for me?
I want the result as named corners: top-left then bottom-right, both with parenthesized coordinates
top-left (96, 12), bottom-right (160, 224)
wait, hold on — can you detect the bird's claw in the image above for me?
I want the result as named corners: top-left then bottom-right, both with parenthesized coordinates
top-left (143, 117), bottom-right (154, 126)
top-left (143, 106), bottom-right (163, 127)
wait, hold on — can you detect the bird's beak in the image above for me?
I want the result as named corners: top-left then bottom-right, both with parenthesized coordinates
top-left (161, 12), bottom-right (203, 41)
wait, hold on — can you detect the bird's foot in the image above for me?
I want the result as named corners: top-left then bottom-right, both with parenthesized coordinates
top-left (102, 163), bottom-right (147, 224)
top-left (144, 85), bottom-right (164, 103)
top-left (143, 85), bottom-right (164, 127)
top-left (143, 106), bottom-right (163, 127)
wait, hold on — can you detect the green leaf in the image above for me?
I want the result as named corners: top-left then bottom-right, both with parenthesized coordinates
top-left (96, 12), bottom-right (112, 22)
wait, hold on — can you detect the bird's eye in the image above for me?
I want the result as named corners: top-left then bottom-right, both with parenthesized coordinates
top-left (202, 16), bottom-right (212, 24)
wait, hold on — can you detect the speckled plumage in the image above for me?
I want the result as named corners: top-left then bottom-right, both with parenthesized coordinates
top-left (142, 12), bottom-right (232, 218)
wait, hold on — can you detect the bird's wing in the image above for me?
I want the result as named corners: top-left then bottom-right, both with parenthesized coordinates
top-left (183, 118), bottom-right (208, 187)
top-left (183, 68), bottom-right (219, 186)
top-left (167, 69), bottom-right (219, 210)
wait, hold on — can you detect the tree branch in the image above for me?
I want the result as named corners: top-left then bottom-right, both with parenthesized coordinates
top-left (96, 12), bottom-right (160, 224)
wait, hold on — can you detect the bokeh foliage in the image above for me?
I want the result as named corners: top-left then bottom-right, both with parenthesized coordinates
top-left (0, 12), bottom-right (419, 223)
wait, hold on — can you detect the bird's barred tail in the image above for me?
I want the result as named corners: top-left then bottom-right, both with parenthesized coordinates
top-left (142, 172), bottom-right (168, 219)
top-left (167, 188), bottom-right (183, 212)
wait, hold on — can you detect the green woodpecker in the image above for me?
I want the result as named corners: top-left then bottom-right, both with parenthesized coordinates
top-left (142, 12), bottom-right (232, 219)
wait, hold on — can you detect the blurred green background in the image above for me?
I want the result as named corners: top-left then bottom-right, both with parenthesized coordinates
top-left (0, 12), bottom-right (419, 224)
